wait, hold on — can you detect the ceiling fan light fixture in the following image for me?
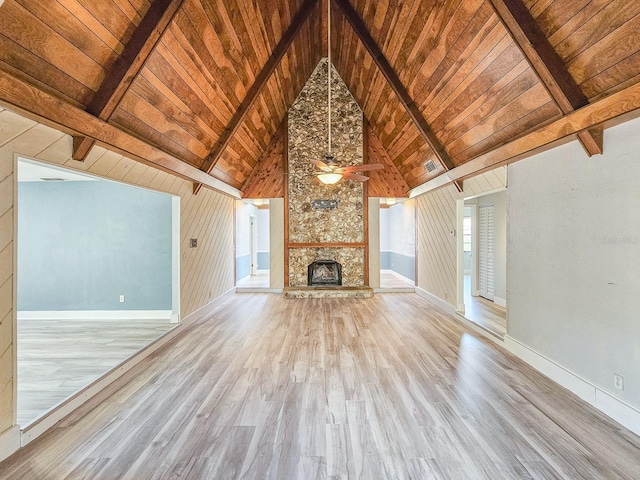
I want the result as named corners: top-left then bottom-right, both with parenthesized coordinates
top-left (318, 172), bottom-right (343, 185)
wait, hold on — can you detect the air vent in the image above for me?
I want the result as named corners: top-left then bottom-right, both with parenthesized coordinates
top-left (40, 177), bottom-right (67, 182)
top-left (424, 159), bottom-right (438, 173)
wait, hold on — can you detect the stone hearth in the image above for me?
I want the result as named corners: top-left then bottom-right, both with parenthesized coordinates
top-left (282, 286), bottom-right (374, 299)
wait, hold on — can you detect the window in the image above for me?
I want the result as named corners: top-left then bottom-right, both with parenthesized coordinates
top-left (463, 216), bottom-right (472, 252)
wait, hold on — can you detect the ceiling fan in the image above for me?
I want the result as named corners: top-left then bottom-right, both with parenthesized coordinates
top-left (315, 0), bottom-right (383, 185)
top-left (313, 156), bottom-right (384, 184)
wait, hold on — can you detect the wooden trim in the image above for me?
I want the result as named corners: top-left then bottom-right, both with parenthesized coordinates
top-left (283, 114), bottom-right (290, 287)
top-left (73, 0), bottom-right (185, 161)
top-left (409, 82), bottom-right (640, 197)
top-left (363, 114), bottom-right (369, 286)
top-left (487, 0), bottom-right (602, 156)
top-left (194, 0), bottom-right (319, 195)
top-left (335, 0), bottom-right (455, 173)
top-left (0, 68), bottom-right (241, 197)
top-left (288, 243), bottom-right (367, 248)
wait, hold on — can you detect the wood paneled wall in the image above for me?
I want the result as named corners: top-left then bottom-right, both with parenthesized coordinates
top-left (0, 107), bottom-right (15, 435)
top-left (416, 167), bottom-right (506, 306)
top-left (0, 106), bottom-right (235, 437)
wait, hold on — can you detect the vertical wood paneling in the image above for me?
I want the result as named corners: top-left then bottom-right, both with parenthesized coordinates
top-left (0, 107), bottom-right (235, 437)
top-left (416, 167), bottom-right (506, 306)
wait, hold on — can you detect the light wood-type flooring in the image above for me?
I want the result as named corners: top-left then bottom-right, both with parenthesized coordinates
top-left (379, 270), bottom-right (414, 290)
top-left (3, 294), bottom-right (640, 479)
top-left (237, 270), bottom-right (270, 288)
top-left (464, 275), bottom-right (507, 337)
top-left (17, 318), bottom-right (175, 425)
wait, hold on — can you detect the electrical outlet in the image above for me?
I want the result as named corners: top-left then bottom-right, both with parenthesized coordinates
top-left (614, 373), bottom-right (624, 391)
top-left (449, 229), bottom-right (455, 237)
top-left (119, 295), bottom-right (125, 303)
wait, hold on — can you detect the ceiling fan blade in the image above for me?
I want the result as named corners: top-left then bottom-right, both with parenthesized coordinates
top-left (311, 159), bottom-right (329, 169)
top-left (342, 163), bottom-right (385, 173)
top-left (343, 173), bottom-right (369, 182)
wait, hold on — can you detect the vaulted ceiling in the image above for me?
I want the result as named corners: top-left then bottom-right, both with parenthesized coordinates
top-left (0, 0), bottom-right (639, 198)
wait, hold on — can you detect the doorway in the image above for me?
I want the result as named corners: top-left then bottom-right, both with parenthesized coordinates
top-left (457, 190), bottom-right (507, 337)
top-left (379, 198), bottom-right (415, 291)
top-left (16, 158), bottom-right (180, 426)
top-left (236, 199), bottom-right (270, 289)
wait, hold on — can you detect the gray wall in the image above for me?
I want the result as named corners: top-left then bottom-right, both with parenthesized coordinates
top-left (18, 180), bottom-right (172, 311)
top-left (508, 117), bottom-right (640, 409)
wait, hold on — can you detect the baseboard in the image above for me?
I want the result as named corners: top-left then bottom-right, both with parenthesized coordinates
top-left (236, 288), bottom-right (283, 294)
top-left (18, 310), bottom-right (172, 321)
top-left (494, 296), bottom-right (506, 307)
top-left (374, 287), bottom-right (415, 293)
top-left (503, 335), bottom-right (640, 437)
top-left (20, 287), bottom-right (236, 447)
top-left (0, 426), bottom-right (20, 463)
top-left (415, 287), bottom-right (456, 315)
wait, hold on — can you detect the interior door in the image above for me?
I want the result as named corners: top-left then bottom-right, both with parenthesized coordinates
top-left (478, 205), bottom-right (495, 301)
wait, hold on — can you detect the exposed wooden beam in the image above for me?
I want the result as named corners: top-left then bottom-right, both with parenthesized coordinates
top-left (73, 0), bottom-right (185, 161)
top-left (488, 0), bottom-right (603, 156)
top-left (194, 0), bottom-right (319, 195)
top-left (335, 0), bottom-right (462, 193)
top-left (0, 67), bottom-right (241, 198)
top-left (409, 82), bottom-right (640, 198)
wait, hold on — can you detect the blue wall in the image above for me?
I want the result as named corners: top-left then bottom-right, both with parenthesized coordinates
top-left (380, 251), bottom-right (390, 269)
top-left (381, 251), bottom-right (415, 281)
top-left (257, 252), bottom-right (270, 270)
top-left (18, 180), bottom-right (172, 311)
top-left (236, 255), bottom-right (250, 281)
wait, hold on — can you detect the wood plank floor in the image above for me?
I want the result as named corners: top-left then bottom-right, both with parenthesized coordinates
top-left (379, 270), bottom-right (414, 290)
top-left (18, 318), bottom-right (175, 425)
top-left (2, 293), bottom-right (640, 479)
top-left (464, 275), bottom-right (507, 337)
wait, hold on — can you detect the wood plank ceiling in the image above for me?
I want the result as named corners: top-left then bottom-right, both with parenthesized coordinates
top-left (0, 0), bottom-right (639, 197)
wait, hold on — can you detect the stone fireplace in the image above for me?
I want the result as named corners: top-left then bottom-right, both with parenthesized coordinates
top-left (286, 59), bottom-right (367, 289)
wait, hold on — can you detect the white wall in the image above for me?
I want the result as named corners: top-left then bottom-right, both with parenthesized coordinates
top-left (478, 191), bottom-right (507, 303)
top-left (257, 208), bottom-right (270, 253)
top-left (235, 201), bottom-right (256, 258)
top-left (388, 200), bottom-right (415, 256)
top-left (379, 208), bottom-right (390, 252)
top-left (235, 201), bottom-right (257, 280)
top-left (508, 116), bottom-right (640, 411)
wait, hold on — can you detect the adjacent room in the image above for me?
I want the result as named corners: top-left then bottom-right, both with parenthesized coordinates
top-left (378, 198), bottom-right (415, 291)
top-left (460, 190), bottom-right (507, 337)
top-left (236, 199), bottom-right (270, 290)
top-left (16, 158), bottom-right (179, 425)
